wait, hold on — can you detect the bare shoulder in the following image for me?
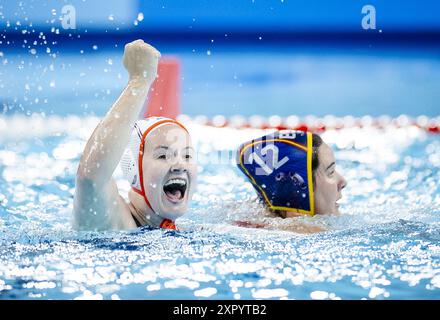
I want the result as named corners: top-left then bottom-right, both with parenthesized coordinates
top-left (73, 175), bottom-right (135, 230)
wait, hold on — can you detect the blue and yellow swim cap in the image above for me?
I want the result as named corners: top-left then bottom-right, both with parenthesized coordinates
top-left (236, 130), bottom-right (315, 216)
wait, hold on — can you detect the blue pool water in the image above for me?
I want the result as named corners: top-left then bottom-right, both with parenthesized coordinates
top-left (0, 43), bottom-right (439, 299)
top-left (0, 115), bottom-right (439, 299)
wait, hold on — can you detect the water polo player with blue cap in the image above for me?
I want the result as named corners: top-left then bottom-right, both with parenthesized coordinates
top-left (73, 40), bottom-right (197, 231)
top-left (237, 130), bottom-right (346, 220)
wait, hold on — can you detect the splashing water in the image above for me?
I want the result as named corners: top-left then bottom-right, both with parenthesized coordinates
top-left (0, 116), bottom-right (439, 299)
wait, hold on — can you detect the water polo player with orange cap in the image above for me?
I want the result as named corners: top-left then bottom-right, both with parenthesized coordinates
top-left (73, 40), bottom-right (197, 231)
top-left (236, 130), bottom-right (346, 233)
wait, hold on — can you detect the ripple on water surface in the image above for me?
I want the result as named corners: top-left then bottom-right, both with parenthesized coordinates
top-left (0, 116), bottom-right (439, 299)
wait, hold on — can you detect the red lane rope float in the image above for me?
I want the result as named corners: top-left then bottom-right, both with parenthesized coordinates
top-left (176, 114), bottom-right (440, 134)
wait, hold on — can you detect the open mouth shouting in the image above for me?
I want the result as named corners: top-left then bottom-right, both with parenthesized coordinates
top-left (163, 178), bottom-right (187, 203)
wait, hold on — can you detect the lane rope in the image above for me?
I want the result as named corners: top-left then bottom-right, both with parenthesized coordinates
top-left (176, 114), bottom-right (440, 134)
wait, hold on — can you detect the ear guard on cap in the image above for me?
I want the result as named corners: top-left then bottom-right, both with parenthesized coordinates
top-left (120, 117), bottom-right (170, 191)
top-left (236, 130), bottom-right (315, 216)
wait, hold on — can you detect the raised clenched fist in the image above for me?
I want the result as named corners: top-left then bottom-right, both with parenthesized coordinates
top-left (123, 39), bottom-right (161, 84)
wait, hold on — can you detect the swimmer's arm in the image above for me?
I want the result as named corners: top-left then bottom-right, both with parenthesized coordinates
top-left (73, 177), bottom-right (132, 230)
top-left (277, 221), bottom-right (325, 234)
top-left (77, 40), bottom-right (160, 186)
top-left (233, 220), bottom-right (325, 234)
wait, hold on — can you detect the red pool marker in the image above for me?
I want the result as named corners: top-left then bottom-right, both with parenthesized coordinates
top-left (295, 124), bottom-right (309, 132)
top-left (142, 57), bottom-right (181, 119)
top-left (428, 125), bottom-right (440, 133)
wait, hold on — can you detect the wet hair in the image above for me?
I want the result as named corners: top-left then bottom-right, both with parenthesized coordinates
top-left (311, 133), bottom-right (323, 186)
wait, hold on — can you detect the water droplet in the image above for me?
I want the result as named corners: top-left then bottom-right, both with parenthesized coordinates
top-left (29, 48), bottom-right (36, 55)
top-left (92, 45), bottom-right (98, 50)
top-left (108, 14), bottom-right (114, 21)
top-left (137, 13), bottom-right (144, 21)
top-left (206, 50), bottom-right (211, 56)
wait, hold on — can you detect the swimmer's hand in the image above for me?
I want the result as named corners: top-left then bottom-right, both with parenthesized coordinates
top-left (276, 222), bottom-right (325, 234)
top-left (233, 220), bottom-right (266, 229)
top-left (233, 219), bottom-right (325, 234)
top-left (123, 39), bottom-right (161, 84)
